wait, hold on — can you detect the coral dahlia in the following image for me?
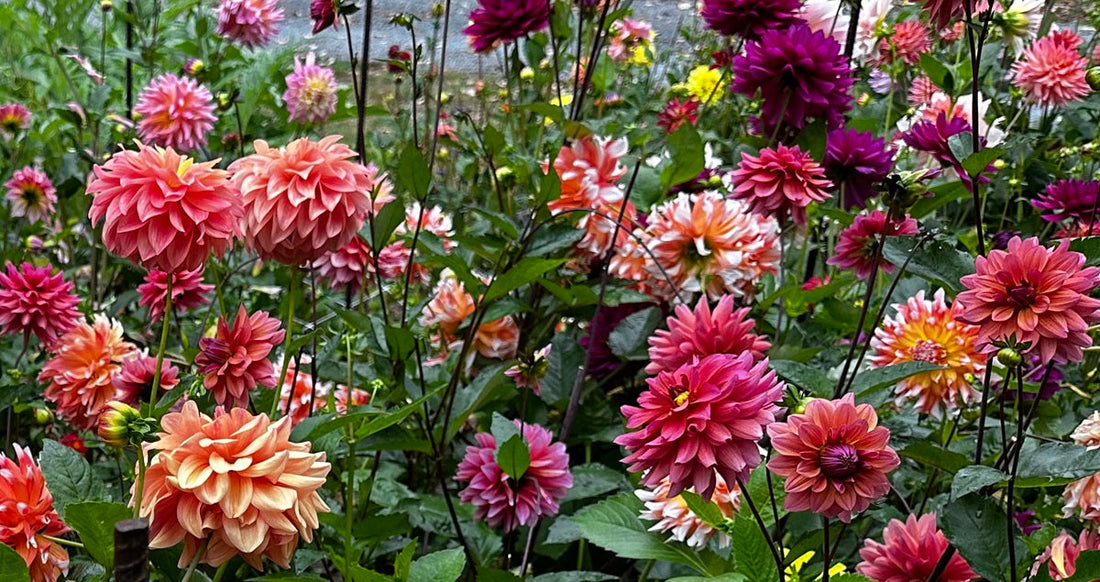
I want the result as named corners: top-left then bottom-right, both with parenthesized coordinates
top-left (636, 474), bottom-right (740, 548)
top-left (646, 294), bottom-right (770, 375)
top-left (857, 513), bottom-right (977, 582)
top-left (195, 306), bottom-right (285, 409)
top-left (313, 235), bottom-right (372, 293)
top-left (112, 353), bottom-right (181, 405)
top-left (876, 20), bottom-right (932, 65)
top-left (0, 445), bottom-right (70, 582)
top-left (5, 167), bottom-right (56, 224)
top-left (827, 211), bottom-right (919, 280)
top-left (137, 267), bottom-right (213, 321)
top-left (1011, 30), bottom-right (1090, 107)
top-left (283, 53), bottom-right (338, 125)
top-left (547, 135), bottom-right (628, 215)
top-left (214, 0), bottom-right (284, 49)
top-left (700, 0), bottom-right (802, 40)
top-left (463, 0), bottom-right (551, 54)
top-left (731, 144), bottom-right (833, 227)
top-left (0, 262), bottom-right (81, 347)
top-left (1073, 412), bottom-right (1100, 449)
top-left (133, 74), bottom-right (217, 151)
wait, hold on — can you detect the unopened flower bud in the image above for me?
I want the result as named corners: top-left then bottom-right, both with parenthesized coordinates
top-left (100, 0), bottom-right (112, 10)
top-left (33, 407), bottom-right (53, 425)
top-left (216, 92), bottom-right (233, 110)
top-left (183, 58), bottom-right (204, 77)
top-left (495, 166), bottom-right (515, 188)
top-left (992, 159), bottom-right (1006, 170)
top-left (431, 2), bottom-right (445, 17)
top-left (520, 66), bottom-right (535, 81)
top-left (997, 347), bottom-right (1022, 368)
top-left (1087, 67), bottom-right (1100, 92)
top-left (98, 401), bottom-right (141, 448)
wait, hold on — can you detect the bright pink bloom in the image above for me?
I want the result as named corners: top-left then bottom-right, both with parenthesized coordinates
top-left (857, 513), bottom-right (977, 582)
top-left (5, 167), bottom-right (56, 223)
top-left (195, 306), bottom-right (285, 409)
top-left (283, 53), bottom-right (337, 125)
top-left (876, 20), bottom-right (932, 65)
top-left (112, 353), bottom-right (180, 405)
top-left (0, 103), bottom-right (31, 135)
top-left (214, 0), bottom-right (284, 49)
top-left (731, 144), bottom-right (833, 226)
top-left (0, 262), bottom-right (81, 346)
top-left (137, 268), bottom-right (213, 321)
top-left (133, 74), bottom-right (217, 151)
top-left (646, 295), bottom-right (770, 375)
top-left (1033, 179), bottom-right (1100, 224)
top-left (827, 211), bottom-right (919, 279)
top-left (607, 18), bottom-right (654, 63)
top-left (1011, 30), bottom-right (1090, 107)
top-left (0, 445), bottom-right (70, 582)
top-left (313, 235), bottom-right (372, 293)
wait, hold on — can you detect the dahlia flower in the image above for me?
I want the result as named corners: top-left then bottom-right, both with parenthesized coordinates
top-left (138, 401), bottom-right (331, 569)
top-left (137, 267), bottom-right (213, 321)
top-left (214, 0), bottom-right (284, 49)
top-left (40, 315), bottom-right (139, 431)
top-left (0, 103), bottom-right (31, 135)
top-left (857, 513), bottom-right (977, 582)
top-left (679, 65), bottom-right (726, 105)
top-left (133, 74), bottom-right (216, 151)
top-left (1033, 179), bottom-right (1100, 224)
top-left (1011, 30), bottom-right (1090, 107)
top-left (956, 236), bottom-right (1100, 364)
top-left (767, 393), bottom-right (900, 522)
top-left (823, 128), bottom-right (893, 210)
top-left (1035, 529), bottom-right (1100, 580)
top-left (463, 0), bottom-right (551, 54)
top-left (277, 356), bottom-right (329, 427)
top-left (229, 136), bottom-right (375, 266)
top-left (1065, 472), bottom-right (1100, 522)
top-left (112, 353), bottom-right (181, 405)
top-left (922, 0), bottom-right (963, 28)
top-left (547, 135), bottom-right (627, 216)
top-left (283, 53), bottom-right (338, 125)
top-left (309, 0), bottom-right (337, 34)
top-left (0, 445), bottom-right (70, 582)
top-left (909, 76), bottom-right (939, 107)
top-left (827, 211), bottom-right (919, 280)
top-left (902, 113), bottom-right (990, 193)
top-left (699, 0), bottom-right (802, 40)
top-left (474, 316), bottom-right (520, 360)
top-left (87, 142), bottom-right (243, 273)
top-left (1074, 412), bottom-right (1100, 449)
top-left (195, 306), bottom-right (285, 409)
top-left (646, 294), bottom-right (770, 375)
top-left (0, 262), bottom-right (81, 346)
top-left (636, 474), bottom-right (740, 548)
top-left (617, 352), bottom-right (785, 500)
top-left (876, 20), bottom-right (932, 65)
top-left (420, 270), bottom-right (477, 343)
top-left (576, 200), bottom-right (638, 257)
top-left (313, 235), bottom-right (371, 293)
top-left (5, 167), bottom-right (56, 223)
top-left (731, 144), bottom-right (833, 227)
top-left (455, 420), bottom-right (573, 531)
top-left (607, 18), bottom-right (655, 65)
top-left (870, 289), bottom-right (985, 418)
top-left (394, 202), bottom-right (455, 249)
top-left (505, 344), bottom-right (551, 394)
top-left (657, 98), bottom-right (700, 134)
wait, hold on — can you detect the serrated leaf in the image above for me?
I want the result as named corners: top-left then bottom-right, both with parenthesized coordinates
top-left (394, 142), bottom-right (430, 198)
top-left (0, 543), bottom-right (30, 582)
top-left (661, 125), bottom-right (705, 187)
top-left (730, 515), bottom-right (779, 582)
top-left (563, 463), bottom-right (628, 503)
top-left (607, 307), bottom-right (661, 361)
top-left (941, 494), bottom-right (1025, 582)
top-left (770, 360), bottom-right (834, 398)
top-left (64, 502), bottom-right (133, 571)
top-left (951, 466), bottom-right (1008, 500)
top-left (408, 547), bottom-right (465, 582)
top-left (497, 435), bottom-right (531, 480)
top-left (851, 361), bottom-right (945, 396)
top-left (38, 440), bottom-right (110, 518)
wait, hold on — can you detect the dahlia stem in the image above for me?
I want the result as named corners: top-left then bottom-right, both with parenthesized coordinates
top-left (834, 234), bottom-right (884, 398)
top-left (736, 476), bottom-right (786, 582)
top-left (973, 366), bottom-right (995, 464)
top-left (1005, 364), bottom-right (1025, 582)
top-left (180, 538), bottom-right (208, 582)
top-left (41, 534), bottom-right (84, 549)
top-left (149, 275), bottom-right (173, 409)
top-left (271, 271), bottom-right (300, 418)
top-left (822, 517), bottom-right (831, 582)
top-left (132, 449), bottom-right (147, 519)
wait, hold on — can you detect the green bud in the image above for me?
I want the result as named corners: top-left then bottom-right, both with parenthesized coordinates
top-left (1087, 67), bottom-right (1100, 92)
top-left (997, 347), bottom-right (1022, 368)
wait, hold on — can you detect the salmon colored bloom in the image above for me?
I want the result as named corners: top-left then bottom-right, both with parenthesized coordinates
top-left (40, 315), bottom-right (139, 431)
top-left (547, 136), bottom-right (628, 215)
top-left (283, 53), bottom-right (337, 125)
top-left (577, 200), bottom-right (638, 257)
top-left (215, 0), bottom-right (284, 49)
top-left (419, 270), bottom-right (477, 342)
top-left (617, 352), bottom-right (785, 500)
top-left (857, 513), bottom-right (977, 582)
top-left (133, 74), bottom-right (217, 151)
top-left (394, 202), bottom-right (456, 250)
top-left (137, 267), bottom-right (213, 321)
top-left (870, 289), bottom-right (985, 418)
top-left (1011, 30), bottom-right (1090, 107)
top-left (112, 353), bottom-right (181, 406)
top-left (731, 144), bottom-right (833, 227)
top-left (646, 294), bottom-right (770, 375)
top-left (474, 316), bottom-right (520, 360)
top-left (87, 142), bottom-right (243, 273)
top-left (137, 401), bottom-right (331, 569)
top-left (229, 136), bottom-right (376, 266)
top-left (5, 167), bottom-right (56, 224)
top-left (313, 235), bottom-right (372, 293)
top-left (1035, 529), bottom-right (1100, 580)
top-left (876, 20), bottom-right (932, 65)
top-left (636, 474), bottom-right (740, 548)
top-left (1063, 414), bottom-right (1100, 523)
top-left (827, 211), bottom-right (920, 280)
top-left (0, 262), bottom-right (81, 347)
top-left (767, 393), bottom-right (900, 522)
top-left (0, 445), bottom-right (70, 582)
top-left (195, 306), bottom-right (285, 409)
top-left (955, 236), bottom-right (1100, 364)
top-left (276, 356), bottom-right (329, 427)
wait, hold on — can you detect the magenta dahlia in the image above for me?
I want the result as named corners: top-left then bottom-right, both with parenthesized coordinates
top-left (463, 0), bottom-right (551, 54)
top-left (699, 0), bottom-right (803, 40)
top-left (823, 128), bottom-right (894, 210)
top-left (827, 211), bottom-right (919, 280)
top-left (137, 267), bottom-right (213, 321)
top-left (646, 294), bottom-right (770, 375)
top-left (1033, 179), bottom-right (1100, 224)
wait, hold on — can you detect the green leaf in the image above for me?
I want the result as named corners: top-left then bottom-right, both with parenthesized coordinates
top-left (369, 200), bottom-right (406, 253)
top-left (64, 502), bottom-right (133, 571)
top-left (0, 543), bottom-right (30, 582)
top-left (661, 125), bottom-right (705, 187)
top-left (1017, 441), bottom-right (1100, 488)
top-left (607, 307), bottom-right (662, 361)
top-left (961, 147), bottom-right (1006, 176)
top-left (794, 119), bottom-right (828, 162)
top-left (408, 547), bottom-right (466, 582)
top-left (539, 332), bottom-right (585, 406)
top-left (770, 360), bottom-right (834, 398)
top-left (851, 361), bottom-right (945, 396)
top-left (394, 142), bottom-right (431, 198)
top-left (497, 435), bottom-right (531, 480)
top-left (951, 466), bottom-right (1008, 500)
top-left (470, 207), bottom-right (519, 240)
top-left (394, 539), bottom-right (416, 581)
top-left (384, 326), bottom-right (416, 362)
top-left (490, 412), bottom-right (522, 445)
top-left (38, 440), bottom-right (110, 518)
top-left (532, 573), bottom-right (615, 582)
top-left (898, 441), bottom-right (970, 474)
top-left (919, 53), bottom-right (953, 93)
top-left (679, 491), bottom-right (727, 528)
top-left (1070, 237), bottom-right (1100, 266)
top-left (483, 258), bottom-right (565, 304)
top-left (669, 576), bottom-right (748, 582)
top-left (730, 515), bottom-right (779, 582)
top-left (881, 236), bottom-right (975, 294)
top-left (941, 494), bottom-right (1025, 582)
top-left (563, 463), bottom-right (628, 503)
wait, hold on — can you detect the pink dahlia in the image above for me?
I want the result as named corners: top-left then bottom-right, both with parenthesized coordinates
top-left (616, 352), bottom-right (784, 500)
top-left (731, 144), bottom-right (833, 227)
top-left (133, 74), bottom-right (217, 151)
top-left (0, 445), bottom-right (70, 582)
top-left (230, 136), bottom-right (375, 266)
top-left (214, 0), bottom-right (284, 49)
top-left (767, 393), bottom-right (901, 522)
top-left (646, 294), bottom-right (770, 375)
top-left (956, 236), bottom-right (1100, 364)
top-left (87, 142), bottom-right (243, 273)
top-left (827, 211), bottom-right (919, 279)
top-left (310, 0), bottom-right (337, 34)
top-left (463, 0), bottom-right (551, 54)
top-left (857, 513), bottom-right (977, 581)
top-left (137, 267), bottom-right (213, 321)
top-left (283, 53), bottom-right (338, 125)
top-left (1011, 30), bottom-right (1090, 107)
top-left (700, 0), bottom-right (802, 40)
top-left (607, 18), bottom-right (655, 63)
top-left (455, 420), bottom-right (573, 531)
top-left (909, 76), bottom-right (939, 107)
top-left (111, 353), bottom-right (181, 405)
top-left (876, 20), bottom-right (932, 65)
top-left (5, 167), bottom-right (56, 224)
top-left (313, 235), bottom-right (371, 293)
top-left (0, 262), bottom-right (81, 347)
top-left (1034, 529), bottom-right (1100, 580)
top-left (1033, 179), bottom-right (1100, 224)
top-left (195, 306), bottom-right (285, 409)
top-left (0, 103), bottom-right (31, 135)
top-left (636, 474), bottom-right (740, 548)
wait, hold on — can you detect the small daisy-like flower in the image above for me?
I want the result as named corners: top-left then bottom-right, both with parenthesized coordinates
top-left (137, 268), bottom-right (213, 321)
top-left (1032, 179), bottom-right (1100, 224)
top-left (214, 0), bottom-right (284, 49)
top-left (827, 211), bottom-right (919, 279)
top-left (195, 306), bottom-right (285, 409)
top-left (0, 262), bottom-right (80, 347)
top-left (646, 294), bottom-right (770, 375)
top-left (1011, 30), bottom-right (1090, 107)
top-left (0, 103), bottom-right (31, 135)
top-left (0, 446), bottom-right (70, 582)
top-left (636, 474), bottom-right (740, 548)
top-left (133, 74), bottom-right (217, 151)
top-left (5, 167), bottom-right (57, 224)
top-left (731, 144), bottom-right (833, 227)
top-left (699, 0), bottom-right (802, 40)
top-left (283, 53), bottom-right (338, 125)
top-left (463, 0), bottom-right (551, 54)
top-left (657, 98), bottom-right (700, 134)
top-left (857, 513), bottom-right (977, 582)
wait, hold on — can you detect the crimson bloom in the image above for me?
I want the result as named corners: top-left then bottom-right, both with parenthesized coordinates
top-left (133, 74), bottom-right (217, 152)
top-left (463, 0), bottom-right (551, 54)
top-left (310, 0), bottom-right (337, 34)
top-left (0, 262), bottom-right (81, 347)
top-left (137, 267), bottom-right (213, 321)
top-left (700, 0), bottom-right (802, 40)
top-left (828, 211), bottom-right (919, 279)
top-left (0, 103), bottom-right (31, 135)
top-left (195, 306), bottom-right (285, 409)
top-left (731, 143), bottom-right (833, 226)
top-left (0, 446), bottom-right (70, 582)
top-left (657, 98), bottom-right (700, 134)
top-left (857, 513), bottom-right (977, 581)
top-left (646, 294), bottom-right (770, 375)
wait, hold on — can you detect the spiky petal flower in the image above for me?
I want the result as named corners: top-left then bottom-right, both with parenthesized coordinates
top-left (1033, 179), bottom-right (1100, 224)
top-left (214, 0), bottom-right (284, 49)
top-left (617, 352), bottom-right (785, 500)
top-left (1011, 30), bottom-right (1090, 107)
top-left (137, 401), bottom-right (331, 569)
top-left (463, 0), bottom-right (551, 54)
top-left (876, 20), bottom-right (932, 65)
top-left (547, 135), bottom-right (627, 215)
top-left (1034, 529), bottom-right (1100, 580)
top-left (636, 474), bottom-right (740, 548)
top-left (312, 235), bottom-right (371, 293)
top-left (39, 315), bottom-right (139, 431)
top-left (857, 513), bottom-right (977, 582)
top-left (657, 98), bottom-right (700, 134)
top-left (87, 142), bottom-right (243, 273)
top-left (699, 0), bottom-right (802, 40)
top-left (731, 144), bottom-right (833, 226)
top-left (0, 103), bottom-right (31, 135)
top-left (823, 128), bottom-right (893, 210)
top-left (112, 353), bottom-right (181, 405)
top-left (137, 268), bottom-right (213, 321)
top-left (283, 53), bottom-right (338, 125)
top-left (767, 393), bottom-right (900, 522)
top-left (195, 306), bottom-right (285, 409)
top-left (0, 445), bottom-right (70, 582)
top-left (229, 136), bottom-right (375, 266)
top-left (646, 295), bottom-right (770, 375)
top-left (827, 211), bottom-right (919, 279)
top-left (956, 236), bottom-right (1100, 364)
top-left (455, 421), bottom-right (573, 531)
top-left (0, 262), bottom-right (81, 347)
top-left (5, 167), bottom-right (57, 224)
top-left (133, 74), bottom-right (217, 151)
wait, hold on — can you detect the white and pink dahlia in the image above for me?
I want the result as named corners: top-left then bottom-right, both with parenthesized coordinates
top-left (133, 74), bottom-right (216, 151)
top-left (636, 474), bottom-right (740, 548)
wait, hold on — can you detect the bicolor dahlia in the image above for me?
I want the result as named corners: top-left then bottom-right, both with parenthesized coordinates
top-left (857, 513), bottom-right (977, 582)
top-left (455, 420), bottom-right (573, 531)
top-left (646, 294), bottom-right (770, 375)
top-left (195, 306), bottom-right (285, 409)
top-left (40, 315), bottom-right (139, 431)
top-left (731, 144), bottom-right (833, 226)
top-left (0, 445), bottom-right (70, 582)
top-left (0, 103), bottom-right (30, 136)
top-left (657, 98), bottom-right (700, 134)
top-left (394, 202), bottom-right (455, 249)
top-left (283, 53), bottom-right (338, 125)
top-left (617, 352), bottom-right (785, 500)
top-left (731, 24), bottom-right (854, 134)
top-left (5, 167), bottom-right (56, 224)
top-left (636, 474), bottom-right (740, 549)
top-left (547, 135), bottom-right (627, 215)
top-left (956, 236), bottom-right (1100, 364)
top-left (876, 20), bottom-right (932, 65)
top-left (133, 74), bottom-right (217, 151)
top-left (1064, 472), bottom-right (1100, 522)
top-left (474, 316), bottom-right (520, 360)
top-left (87, 142), bottom-right (242, 273)
top-left (112, 353), bottom-right (181, 405)
top-left (1035, 529), bottom-right (1100, 580)
top-left (870, 289), bottom-right (985, 417)
top-left (767, 393), bottom-right (900, 522)
top-left (463, 0), bottom-right (551, 54)
top-left (505, 344), bottom-right (551, 394)
top-left (313, 235), bottom-right (371, 293)
top-left (699, 0), bottom-right (802, 40)
top-left (214, 0), bottom-right (284, 49)
top-left (309, 0), bottom-right (337, 34)
top-left (276, 356), bottom-right (329, 426)
top-left (576, 200), bottom-right (638, 257)
top-left (823, 128), bottom-right (893, 210)
top-left (137, 401), bottom-right (331, 569)
top-left (229, 136), bottom-right (375, 266)
top-left (827, 211), bottom-right (919, 279)
top-left (0, 262), bottom-right (81, 347)
top-left (137, 268), bottom-right (213, 321)
top-left (1033, 179), bottom-right (1100, 224)
top-left (1011, 30), bottom-right (1090, 107)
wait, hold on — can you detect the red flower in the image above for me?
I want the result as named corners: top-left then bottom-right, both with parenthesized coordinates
top-left (827, 211), bottom-right (919, 279)
top-left (0, 446), bottom-right (70, 582)
top-left (731, 143), bottom-right (833, 226)
top-left (857, 513), bottom-right (977, 581)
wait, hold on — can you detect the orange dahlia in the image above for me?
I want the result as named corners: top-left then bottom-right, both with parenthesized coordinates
top-left (419, 269), bottom-right (477, 342)
top-left (137, 401), bottom-right (331, 569)
top-left (0, 445), bottom-right (70, 582)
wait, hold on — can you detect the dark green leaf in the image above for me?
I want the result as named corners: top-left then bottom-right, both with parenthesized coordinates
top-left (483, 258), bottom-right (565, 304)
top-left (490, 412), bottom-right (522, 445)
top-left (384, 326), bottom-right (416, 362)
top-left (961, 147), bottom-right (1006, 176)
top-left (562, 463), bottom-right (628, 502)
top-left (661, 125), bottom-right (705, 187)
top-left (39, 439), bottom-right (110, 518)
top-left (470, 207), bottom-right (519, 240)
top-left (680, 491), bottom-right (728, 528)
top-left (408, 547), bottom-right (466, 582)
top-left (794, 119), bottom-right (828, 162)
top-left (497, 435), bottom-right (531, 480)
top-left (394, 142), bottom-right (431, 198)
top-left (531, 573), bottom-right (615, 582)
top-left (951, 466), bottom-right (1007, 500)
top-left (607, 307), bottom-right (662, 361)
top-left (898, 441), bottom-right (970, 474)
top-left (369, 200), bottom-right (406, 253)
top-left (540, 332), bottom-right (585, 406)
top-left (0, 543), bottom-right (30, 582)
top-left (851, 362), bottom-right (945, 396)
top-left (64, 502), bottom-right (133, 571)
top-left (919, 53), bottom-right (952, 92)
top-left (941, 494), bottom-right (1025, 582)
top-left (730, 515), bottom-right (779, 582)
top-left (881, 236), bottom-right (975, 294)
top-left (1017, 442), bottom-right (1100, 488)
top-left (1070, 237), bottom-right (1100, 266)
top-left (668, 576), bottom-right (748, 582)
top-left (770, 360), bottom-right (834, 398)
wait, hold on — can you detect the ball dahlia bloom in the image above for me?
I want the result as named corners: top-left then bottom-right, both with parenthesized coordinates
top-left (133, 74), bottom-right (217, 151)
top-left (731, 144), bottom-right (833, 227)
top-left (229, 136), bottom-right (375, 266)
top-left (700, 0), bottom-right (802, 40)
top-left (646, 294), bottom-right (771, 375)
top-left (1035, 529), bottom-right (1100, 580)
top-left (455, 421), bottom-right (573, 531)
top-left (313, 235), bottom-right (371, 293)
top-left (827, 211), bottom-right (919, 280)
top-left (1033, 179), bottom-right (1100, 224)
top-left (0, 445), bottom-right (70, 582)
top-left (112, 353), bottom-right (181, 405)
top-left (0, 262), bottom-right (81, 347)
top-left (5, 166), bottom-right (56, 223)
top-left (463, 0), bottom-right (551, 54)
top-left (823, 128), bottom-right (893, 211)
top-left (636, 474), bottom-right (740, 549)
top-left (767, 393), bottom-right (900, 522)
top-left (617, 352), bottom-right (785, 500)
top-left (870, 289), bottom-right (985, 418)
top-left (195, 306), bottom-right (285, 409)
top-left (39, 315), bottom-right (139, 431)
top-left (955, 236), bottom-right (1100, 364)
top-left (1011, 30), bottom-right (1090, 107)
top-left (137, 268), bottom-right (213, 321)
top-left (87, 142), bottom-right (243, 273)
top-left (857, 513), bottom-right (977, 582)
top-left (214, 0), bottom-right (284, 49)
top-left (137, 401), bottom-right (331, 569)
top-left (283, 53), bottom-right (338, 125)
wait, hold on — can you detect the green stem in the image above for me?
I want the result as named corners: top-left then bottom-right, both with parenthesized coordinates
top-left (180, 538), bottom-right (208, 582)
top-left (344, 436), bottom-right (358, 575)
top-left (211, 562), bottom-right (229, 582)
top-left (41, 534), bottom-right (84, 549)
top-left (270, 271), bottom-right (300, 418)
top-left (132, 449), bottom-right (147, 519)
top-left (149, 276), bottom-right (173, 409)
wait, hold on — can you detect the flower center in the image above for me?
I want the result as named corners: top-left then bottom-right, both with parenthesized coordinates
top-left (669, 378), bottom-right (691, 407)
top-left (1006, 283), bottom-right (1037, 309)
top-left (21, 187), bottom-right (41, 206)
top-left (909, 339), bottom-right (946, 364)
top-left (820, 443), bottom-right (861, 479)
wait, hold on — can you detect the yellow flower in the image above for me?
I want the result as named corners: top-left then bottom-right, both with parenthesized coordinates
top-left (677, 65), bottom-right (725, 105)
top-left (785, 549), bottom-right (847, 581)
top-left (546, 93), bottom-right (574, 125)
top-left (630, 42), bottom-right (654, 67)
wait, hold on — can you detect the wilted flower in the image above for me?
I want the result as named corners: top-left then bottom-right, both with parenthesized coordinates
top-left (0, 445), bottom-right (70, 582)
top-left (133, 74), bottom-right (217, 151)
top-left (857, 513), bottom-right (977, 582)
top-left (196, 306), bottom-right (285, 409)
top-left (5, 167), bottom-right (56, 224)
top-left (1032, 179), bottom-right (1100, 224)
top-left (1011, 30), bottom-right (1090, 107)
top-left (463, 0), bottom-right (551, 54)
top-left (505, 344), bottom-right (551, 394)
top-left (699, 0), bottom-right (802, 40)
top-left (283, 53), bottom-right (338, 125)
top-left (823, 128), bottom-right (894, 210)
top-left (827, 211), bottom-right (919, 279)
top-left (731, 144), bottom-right (833, 226)
top-left (137, 268), bottom-right (213, 321)
top-left (646, 295), bottom-right (770, 375)
top-left (637, 474), bottom-right (740, 548)
top-left (214, 0), bottom-right (284, 49)
top-left (1073, 412), bottom-right (1100, 449)
top-left (0, 262), bottom-right (81, 347)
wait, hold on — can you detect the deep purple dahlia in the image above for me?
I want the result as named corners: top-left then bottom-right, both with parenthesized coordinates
top-left (700, 0), bottom-right (803, 41)
top-left (463, 0), bottom-right (551, 54)
top-left (823, 128), bottom-right (894, 210)
top-left (580, 302), bottom-right (650, 380)
top-left (1032, 179), bottom-right (1100, 224)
